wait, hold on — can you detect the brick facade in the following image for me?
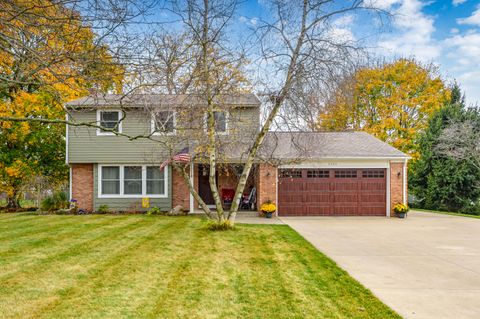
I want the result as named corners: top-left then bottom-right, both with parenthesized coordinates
top-left (390, 161), bottom-right (407, 216)
top-left (257, 163), bottom-right (277, 214)
top-left (71, 164), bottom-right (94, 211)
top-left (172, 166), bottom-right (191, 210)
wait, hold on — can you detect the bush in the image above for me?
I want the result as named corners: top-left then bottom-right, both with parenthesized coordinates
top-left (40, 192), bottom-right (69, 212)
top-left (97, 204), bottom-right (109, 214)
top-left (206, 220), bottom-right (235, 231)
top-left (146, 207), bottom-right (164, 215)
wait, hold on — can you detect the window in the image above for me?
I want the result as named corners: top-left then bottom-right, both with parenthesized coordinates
top-left (152, 111), bottom-right (175, 134)
top-left (99, 165), bottom-right (168, 197)
top-left (101, 166), bottom-right (120, 195)
top-left (279, 169), bottom-right (302, 178)
top-left (124, 166), bottom-right (142, 195)
top-left (205, 111), bottom-right (228, 133)
top-left (334, 170), bottom-right (357, 178)
top-left (214, 111), bottom-right (227, 132)
top-left (307, 170), bottom-right (330, 178)
top-left (146, 166), bottom-right (165, 195)
top-left (362, 170), bottom-right (385, 178)
top-left (97, 110), bottom-right (122, 135)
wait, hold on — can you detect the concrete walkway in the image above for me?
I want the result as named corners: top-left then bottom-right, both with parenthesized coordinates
top-left (281, 211), bottom-right (480, 319)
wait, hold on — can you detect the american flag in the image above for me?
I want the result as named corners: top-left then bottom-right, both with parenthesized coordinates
top-left (160, 147), bottom-right (190, 170)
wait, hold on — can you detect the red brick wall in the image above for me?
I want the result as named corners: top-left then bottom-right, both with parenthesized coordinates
top-left (257, 163), bottom-right (277, 213)
top-left (71, 164), bottom-right (93, 211)
top-left (390, 161), bottom-right (407, 216)
top-left (172, 166), bottom-right (190, 210)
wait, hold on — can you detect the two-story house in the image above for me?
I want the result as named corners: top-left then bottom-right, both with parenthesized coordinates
top-left (66, 93), bottom-right (409, 216)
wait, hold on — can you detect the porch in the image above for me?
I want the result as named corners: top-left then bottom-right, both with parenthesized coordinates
top-left (171, 162), bottom-right (277, 214)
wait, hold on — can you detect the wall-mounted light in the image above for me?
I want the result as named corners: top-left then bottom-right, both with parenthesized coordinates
top-left (397, 171), bottom-right (401, 178)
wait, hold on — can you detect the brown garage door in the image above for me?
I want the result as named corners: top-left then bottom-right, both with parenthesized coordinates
top-left (277, 169), bottom-right (386, 216)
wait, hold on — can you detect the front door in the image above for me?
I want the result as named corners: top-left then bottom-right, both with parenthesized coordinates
top-left (198, 164), bottom-right (217, 206)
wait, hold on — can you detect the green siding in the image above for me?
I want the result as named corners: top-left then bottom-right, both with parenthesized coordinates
top-left (92, 164), bottom-right (172, 212)
top-left (68, 107), bottom-right (259, 163)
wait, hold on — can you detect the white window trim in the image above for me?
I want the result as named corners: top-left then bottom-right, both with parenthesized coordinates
top-left (96, 109), bottom-right (123, 136)
top-left (98, 164), bottom-right (169, 198)
top-left (150, 111), bottom-right (176, 136)
top-left (204, 111), bottom-right (229, 135)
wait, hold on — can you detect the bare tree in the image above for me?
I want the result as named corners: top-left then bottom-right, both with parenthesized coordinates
top-left (435, 120), bottom-right (480, 172)
top-left (1, 0), bottom-right (387, 225)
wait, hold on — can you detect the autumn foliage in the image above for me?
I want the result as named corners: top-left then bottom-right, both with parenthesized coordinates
top-left (0, 0), bottom-right (123, 207)
top-left (317, 59), bottom-right (451, 158)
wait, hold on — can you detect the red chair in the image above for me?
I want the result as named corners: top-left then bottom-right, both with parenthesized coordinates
top-left (221, 188), bottom-right (235, 207)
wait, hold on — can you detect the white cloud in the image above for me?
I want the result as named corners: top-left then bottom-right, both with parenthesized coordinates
top-left (444, 31), bottom-right (480, 64)
top-left (367, 0), bottom-right (402, 10)
top-left (457, 6), bottom-right (480, 26)
top-left (450, 27), bottom-right (460, 34)
top-left (377, 0), bottom-right (440, 60)
top-left (452, 0), bottom-right (467, 6)
top-left (333, 14), bottom-right (355, 27)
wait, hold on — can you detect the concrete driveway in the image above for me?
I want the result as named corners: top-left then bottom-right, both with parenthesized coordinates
top-left (281, 211), bottom-right (480, 319)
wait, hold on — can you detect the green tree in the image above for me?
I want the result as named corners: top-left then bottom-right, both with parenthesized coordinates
top-left (409, 84), bottom-right (480, 213)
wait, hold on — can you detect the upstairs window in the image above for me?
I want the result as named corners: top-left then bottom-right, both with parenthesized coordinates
top-left (214, 111), bottom-right (227, 133)
top-left (152, 111), bottom-right (175, 135)
top-left (97, 110), bottom-right (122, 135)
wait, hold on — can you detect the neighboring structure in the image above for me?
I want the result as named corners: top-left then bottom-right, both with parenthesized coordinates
top-left (66, 94), bottom-right (409, 216)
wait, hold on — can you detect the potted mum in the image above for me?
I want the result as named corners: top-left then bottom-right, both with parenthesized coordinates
top-left (393, 203), bottom-right (409, 218)
top-left (260, 201), bottom-right (276, 218)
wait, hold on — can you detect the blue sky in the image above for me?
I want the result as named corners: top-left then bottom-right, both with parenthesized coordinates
top-left (235, 0), bottom-right (480, 106)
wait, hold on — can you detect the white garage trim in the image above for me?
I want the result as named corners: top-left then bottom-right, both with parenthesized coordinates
top-left (386, 162), bottom-right (391, 217)
top-left (279, 159), bottom-right (390, 169)
top-left (403, 158), bottom-right (408, 205)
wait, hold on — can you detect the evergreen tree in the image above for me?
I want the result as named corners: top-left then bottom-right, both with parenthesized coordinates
top-left (410, 84), bottom-right (480, 213)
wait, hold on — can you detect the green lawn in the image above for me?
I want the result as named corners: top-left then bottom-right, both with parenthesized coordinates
top-left (0, 214), bottom-right (399, 319)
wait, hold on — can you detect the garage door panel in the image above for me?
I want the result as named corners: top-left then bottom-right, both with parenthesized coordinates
top-left (332, 182), bottom-right (358, 191)
top-left (305, 206), bottom-right (333, 215)
top-left (305, 182), bottom-right (330, 191)
top-left (334, 206), bottom-right (358, 215)
top-left (361, 181), bottom-right (386, 191)
top-left (334, 194), bottom-right (358, 202)
top-left (277, 168), bottom-right (386, 216)
top-left (360, 194), bottom-right (385, 203)
top-left (278, 194), bottom-right (303, 203)
top-left (305, 193), bottom-right (330, 202)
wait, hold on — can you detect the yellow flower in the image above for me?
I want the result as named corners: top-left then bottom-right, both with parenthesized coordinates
top-left (260, 202), bottom-right (276, 213)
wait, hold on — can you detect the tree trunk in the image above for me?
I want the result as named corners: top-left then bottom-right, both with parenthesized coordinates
top-left (228, 0), bottom-right (309, 225)
top-left (172, 163), bottom-right (214, 219)
top-left (6, 192), bottom-right (20, 209)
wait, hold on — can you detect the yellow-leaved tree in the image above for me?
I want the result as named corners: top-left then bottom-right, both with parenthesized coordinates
top-left (317, 59), bottom-right (451, 157)
top-left (0, 0), bottom-right (123, 208)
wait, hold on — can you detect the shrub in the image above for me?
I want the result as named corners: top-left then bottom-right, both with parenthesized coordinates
top-left (40, 192), bottom-right (69, 212)
top-left (206, 220), bottom-right (235, 231)
top-left (97, 204), bottom-right (109, 214)
top-left (146, 207), bottom-right (164, 215)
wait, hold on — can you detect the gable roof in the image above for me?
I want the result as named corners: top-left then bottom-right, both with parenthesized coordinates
top-left (259, 132), bottom-right (408, 160)
top-left (65, 93), bottom-right (260, 108)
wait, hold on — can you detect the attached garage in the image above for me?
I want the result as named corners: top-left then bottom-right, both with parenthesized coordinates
top-left (258, 132), bottom-right (410, 217)
top-left (277, 168), bottom-right (387, 216)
